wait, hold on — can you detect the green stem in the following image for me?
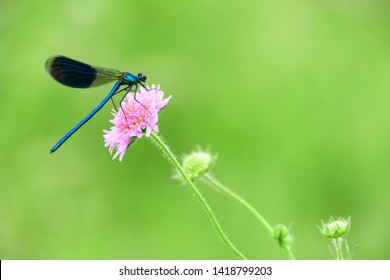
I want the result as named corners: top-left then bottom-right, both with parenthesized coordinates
top-left (203, 174), bottom-right (273, 234)
top-left (203, 173), bottom-right (295, 260)
top-left (150, 132), bottom-right (247, 260)
top-left (335, 238), bottom-right (344, 260)
top-left (286, 249), bottom-right (295, 260)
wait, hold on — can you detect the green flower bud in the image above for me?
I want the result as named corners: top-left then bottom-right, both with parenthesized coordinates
top-left (319, 216), bottom-right (351, 239)
top-left (181, 150), bottom-right (215, 181)
top-left (273, 224), bottom-right (294, 251)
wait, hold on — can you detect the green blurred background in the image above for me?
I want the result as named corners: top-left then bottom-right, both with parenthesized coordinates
top-left (1, 0), bottom-right (389, 259)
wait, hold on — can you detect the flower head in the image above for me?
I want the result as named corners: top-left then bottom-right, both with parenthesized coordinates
top-left (319, 216), bottom-right (351, 239)
top-left (273, 224), bottom-right (294, 250)
top-left (181, 150), bottom-right (215, 181)
top-left (103, 84), bottom-right (171, 161)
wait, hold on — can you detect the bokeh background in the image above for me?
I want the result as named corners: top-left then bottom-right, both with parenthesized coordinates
top-left (1, 0), bottom-right (390, 259)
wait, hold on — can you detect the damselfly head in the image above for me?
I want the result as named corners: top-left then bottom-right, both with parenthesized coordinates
top-left (138, 73), bottom-right (147, 83)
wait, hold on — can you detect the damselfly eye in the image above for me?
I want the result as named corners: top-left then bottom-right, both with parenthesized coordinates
top-left (140, 74), bottom-right (147, 82)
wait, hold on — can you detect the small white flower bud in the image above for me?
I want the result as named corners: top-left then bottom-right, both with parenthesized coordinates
top-left (319, 216), bottom-right (351, 239)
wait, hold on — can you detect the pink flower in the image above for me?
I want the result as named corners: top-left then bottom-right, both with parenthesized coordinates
top-left (103, 84), bottom-right (172, 161)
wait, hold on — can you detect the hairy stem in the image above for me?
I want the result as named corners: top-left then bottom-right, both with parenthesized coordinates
top-left (203, 173), bottom-right (295, 260)
top-left (150, 132), bottom-right (247, 260)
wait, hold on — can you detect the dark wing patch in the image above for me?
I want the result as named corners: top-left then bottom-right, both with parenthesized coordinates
top-left (45, 56), bottom-right (119, 88)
